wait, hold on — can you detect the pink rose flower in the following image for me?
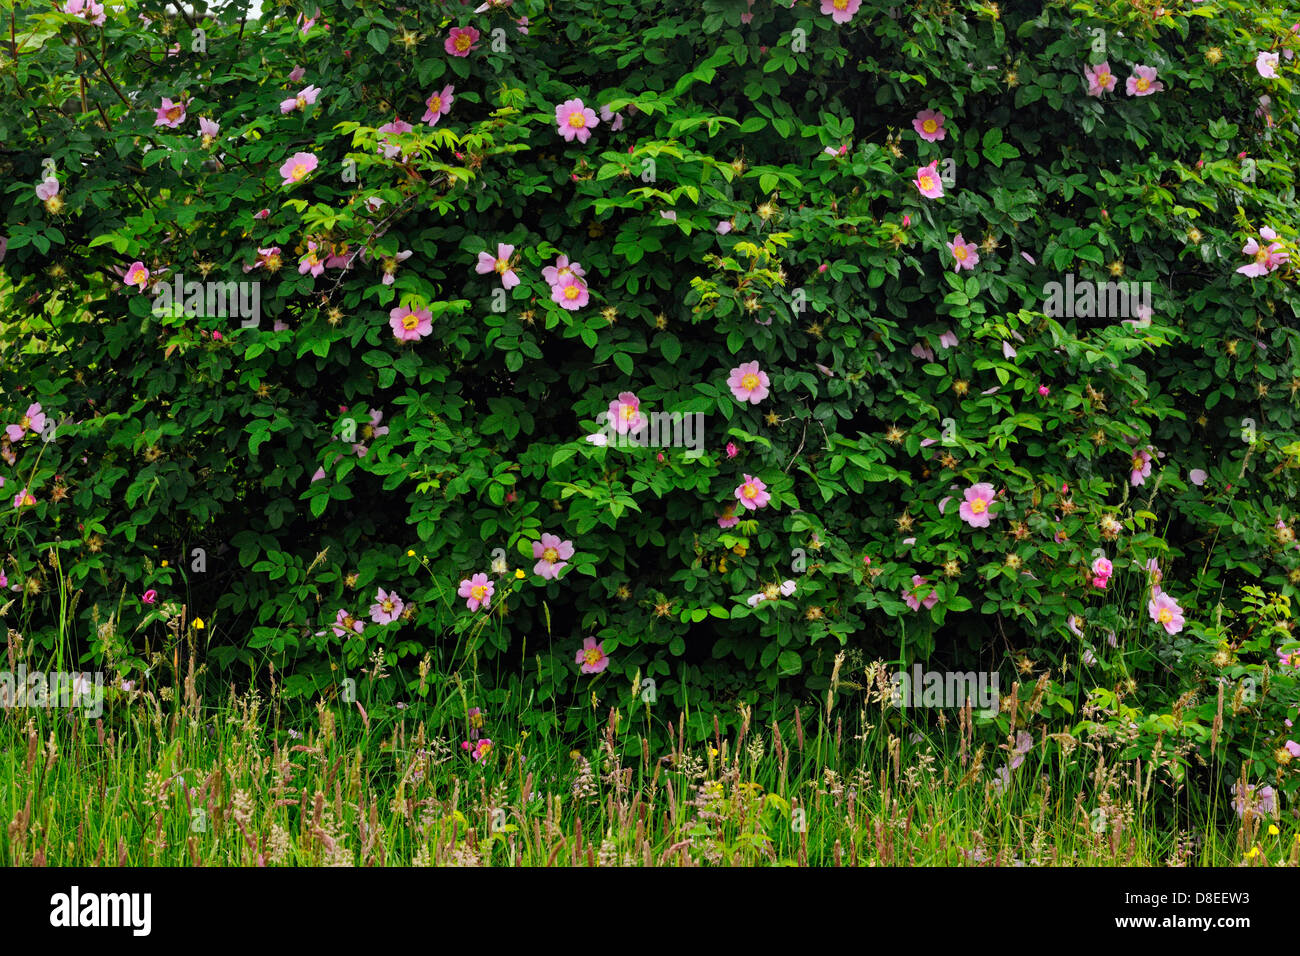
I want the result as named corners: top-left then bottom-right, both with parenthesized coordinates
top-left (958, 483), bottom-right (996, 528)
top-left (912, 108), bottom-right (947, 142)
top-left (726, 361), bottom-right (771, 404)
top-left (445, 26), bottom-right (480, 57)
top-left (555, 98), bottom-right (599, 143)
top-left (532, 533), bottom-right (575, 580)
top-left (457, 573), bottom-right (495, 612)
top-left (576, 636), bottom-right (610, 674)
top-left (389, 305), bottom-right (433, 342)
top-left (735, 474), bottom-right (771, 510)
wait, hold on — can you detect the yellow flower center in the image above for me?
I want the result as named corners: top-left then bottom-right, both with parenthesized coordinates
top-left (741, 373), bottom-right (760, 390)
top-left (971, 499), bottom-right (986, 513)
top-left (564, 284), bottom-right (581, 299)
top-left (585, 649), bottom-right (602, 665)
top-left (1132, 456), bottom-right (1143, 470)
top-left (568, 112), bottom-right (587, 129)
top-left (833, 0), bottom-right (848, 7)
top-left (382, 600), bottom-right (394, 613)
top-left (543, 547), bottom-right (559, 563)
top-left (472, 585), bottom-right (487, 600)
top-left (954, 246), bottom-right (968, 260)
top-left (1158, 608), bottom-right (1172, 623)
top-left (620, 403), bottom-right (636, 420)
top-left (428, 96), bottom-right (442, 113)
top-left (919, 173), bottom-right (934, 190)
top-left (922, 119), bottom-right (937, 133)
top-left (19, 416), bottom-right (30, 429)
top-left (291, 163), bottom-right (309, 181)
top-left (402, 313), bottom-right (419, 330)
top-left (166, 106), bottom-right (183, 121)
top-left (455, 35), bottom-right (472, 52)
top-left (743, 484), bottom-right (757, 499)
top-left (1136, 78), bottom-right (1149, 92)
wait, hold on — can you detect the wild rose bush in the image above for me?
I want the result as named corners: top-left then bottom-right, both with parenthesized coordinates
top-left (3, 0), bottom-right (1300, 795)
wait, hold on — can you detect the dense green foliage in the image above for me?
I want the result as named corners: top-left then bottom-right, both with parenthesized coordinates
top-left (2, 0), bottom-right (1299, 808)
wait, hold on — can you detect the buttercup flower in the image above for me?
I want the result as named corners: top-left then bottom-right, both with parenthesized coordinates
top-left (727, 361), bottom-right (771, 404)
top-left (279, 151), bottom-right (318, 186)
top-left (389, 305), bottom-right (433, 342)
top-left (913, 108), bottom-right (947, 142)
top-left (735, 474), bottom-right (771, 510)
top-left (1148, 591), bottom-right (1185, 634)
top-left (457, 573), bottom-right (495, 611)
top-left (475, 243), bottom-right (520, 289)
top-left (533, 533), bottom-right (575, 580)
top-left (576, 636), bottom-right (610, 674)
top-left (555, 98), bottom-right (599, 143)
top-left (914, 160), bottom-right (944, 199)
top-left (1126, 65), bottom-right (1163, 96)
top-left (959, 482), bottom-right (996, 528)
top-left (370, 588), bottom-right (404, 624)
top-left (422, 85), bottom-right (455, 125)
top-left (1084, 61), bottom-right (1117, 95)
top-left (154, 97), bottom-right (187, 128)
top-left (947, 234), bottom-right (979, 272)
top-left (607, 391), bottom-right (644, 435)
top-left (445, 26), bottom-right (480, 57)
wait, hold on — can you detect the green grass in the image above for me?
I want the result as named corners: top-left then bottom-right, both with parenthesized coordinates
top-left (1, 643), bottom-right (1292, 867)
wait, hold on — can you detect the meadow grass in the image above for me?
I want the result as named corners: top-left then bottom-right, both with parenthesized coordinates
top-left (1, 637), bottom-right (1292, 867)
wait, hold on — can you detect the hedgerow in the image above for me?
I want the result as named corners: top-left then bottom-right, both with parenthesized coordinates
top-left (3, 0), bottom-right (1299, 803)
